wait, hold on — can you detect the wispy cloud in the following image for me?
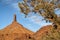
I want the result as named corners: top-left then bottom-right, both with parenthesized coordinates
top-left (27, 15), bottom-right (52, 27)
top-left (28, 15), bottom-right (43, 25)
top-left (11, 3), bottom-right (20, 11)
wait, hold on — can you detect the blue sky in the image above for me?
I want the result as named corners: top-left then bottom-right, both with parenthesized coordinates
top-left (0, 0), bottom-right (60, 32)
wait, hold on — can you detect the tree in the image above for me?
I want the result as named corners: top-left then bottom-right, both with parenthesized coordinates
top-left (18, 0), bottom-right (60, 27)
top-left (18, 0), bottom-right (60, 40)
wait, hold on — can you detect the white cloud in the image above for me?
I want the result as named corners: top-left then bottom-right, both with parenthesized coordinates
top-left (11, 3), bottom-right (20, 11)
top-left (40, 22), bottom-right (52, 27)
top-left (27, 15), bottom-right (52, 27)
top-left (28, 16), bottom-right (42, 25)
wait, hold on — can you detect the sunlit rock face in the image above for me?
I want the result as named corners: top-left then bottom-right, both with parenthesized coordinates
top-left (0, 33), bottom-right (34, 40)
top-left (33, 25), bottom-right (60, 40)
top-left (33, 25), bottom-right (53, 40)
top-left (0, 14), bottom-right (34, 40)
top-left (1, 14), bottom-right (60, 40)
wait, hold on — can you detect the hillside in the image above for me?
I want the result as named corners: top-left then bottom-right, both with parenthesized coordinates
top-left (33, 25), bottom-right (60, 40)
top-left (0, 15), bottom-right (34, 40)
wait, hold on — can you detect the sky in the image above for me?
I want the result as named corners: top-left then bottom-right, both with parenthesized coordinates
top-left (0, 0), bottom-right (60, 32)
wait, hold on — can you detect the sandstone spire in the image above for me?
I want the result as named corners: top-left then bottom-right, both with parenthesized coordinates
top-left (14, 14), bottom-right (17, 22)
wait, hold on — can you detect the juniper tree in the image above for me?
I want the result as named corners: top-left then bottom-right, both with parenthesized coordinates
top-left (18, 0), bottom-right (60, 28)
top-left (18, 0), bottom-right (60, 40)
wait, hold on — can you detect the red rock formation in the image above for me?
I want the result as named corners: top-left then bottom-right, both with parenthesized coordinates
top-left (0, 14), bottom-right (34, 40)
top-left (1, 14), bottom-right (59, 40)
top-left (33, 25), bottom-right (53, 40)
